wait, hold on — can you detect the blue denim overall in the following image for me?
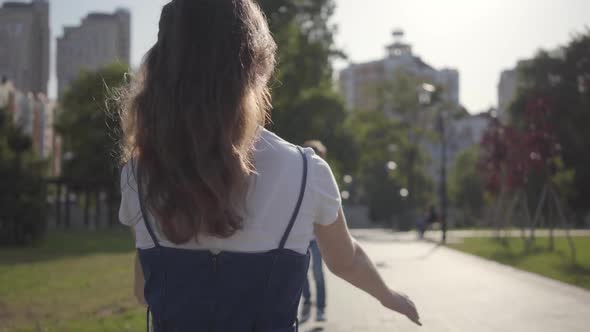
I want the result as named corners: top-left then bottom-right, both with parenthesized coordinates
top-left (137, 147), bottom-right (310, 332)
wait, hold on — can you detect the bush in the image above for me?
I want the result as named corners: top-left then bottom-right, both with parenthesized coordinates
top-left (0, 107), bottom-right (48, 246)
top-left (0, 167), bottom-right (48, 247)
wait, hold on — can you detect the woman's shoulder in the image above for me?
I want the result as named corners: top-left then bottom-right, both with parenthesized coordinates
top-left (255, 128), bottom-right (299, 153)
top-left (256, 129), bottom-right (333, 183)
top-left (255, 129), bottom-right (326, 168)
top-left (255, 128), bottom-right (304, 161)
top-left (119, 159), bottom-right (138, 192)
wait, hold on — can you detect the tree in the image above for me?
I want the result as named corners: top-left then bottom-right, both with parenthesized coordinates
top-left (365, 71), bottom-right (438, 220)
top-left (508, 31), bottom-right (590, 225)
top-left (257, 1), bottom-right (353, 179)
top-left (259, 0), bottom-right (341, 99)
top-left (55, 63), bottom-right (129, 226)
top-left (56, 63), bottom-right (128, 186)
top-left (480, 97), bottom-right (577, 248)
top-left (345, 111), bottom-right (433, 228)
top-left (271, 88), bottom-right (357, 181)
top-left (449, 147), bottom-right (486, 228)
top-left (0, 96), bottom-right (47, 246)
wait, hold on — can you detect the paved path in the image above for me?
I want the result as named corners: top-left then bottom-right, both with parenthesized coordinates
top-left (299, 229), bottom-right (590, 332)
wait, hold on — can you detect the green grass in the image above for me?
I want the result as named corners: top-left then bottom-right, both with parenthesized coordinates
top-left (0, 231), bottom-right (144, 332)
top-left (449, 236), bottom-right (590, 290)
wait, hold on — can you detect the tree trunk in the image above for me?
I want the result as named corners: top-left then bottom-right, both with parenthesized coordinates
top-left (548, 199), bottom-right (555, 251)
top-left (94, 190), bottom-right (101, 229)
top-left (84, 188), bottom-right (90, 228)
top-left (107, 190), bottom-right (115, 228)
top-left (55, 183), bottom-right (62, 228)
top-left (550, 186), bottom-right (577, 263)
top-left (64, 184), bottom-right (71, 229)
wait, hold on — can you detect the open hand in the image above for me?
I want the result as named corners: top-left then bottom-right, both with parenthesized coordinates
top-left (381, 289), bottom-right (422, 326)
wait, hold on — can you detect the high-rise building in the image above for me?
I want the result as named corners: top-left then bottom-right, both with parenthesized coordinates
top-left (57, 9), bottom-right (131, 96)
top-left (0, 0), bottom-right (50, 95)
top-left (498, 57), bottom-right (547, 124)
top-left (339, 30), bottom-right (460, 113)
top-left (1, 79), bottom-right (59, 174)
top-left (497, 69), bottom-right (518, 123)
top-left (340, 30), bottom-right (468, 188)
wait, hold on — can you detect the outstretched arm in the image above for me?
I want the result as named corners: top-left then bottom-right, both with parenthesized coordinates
top-left (131, 228), bottom-right (146, 305)
top-left (134, 253), bottom-right (146, 305)
top-left (314, 209), bottom-right (421, 326)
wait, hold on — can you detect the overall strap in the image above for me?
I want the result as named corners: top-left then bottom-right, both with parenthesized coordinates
top-left (137, 174), bottom-right (161, 248)
top-left (278, 146), bottom-right (309, 249)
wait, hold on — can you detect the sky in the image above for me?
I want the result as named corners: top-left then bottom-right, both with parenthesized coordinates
top-left (3, 0), bottom-right (589, 112)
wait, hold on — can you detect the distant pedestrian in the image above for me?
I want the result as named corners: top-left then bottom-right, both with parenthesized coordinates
top-left (417, 205), bottom-right (438, 239)
top-left (118, 1), bottom-right (420, 331)
top-left (0, 76), bottom-right (10, 109)
top-left (301, 140), bottom-right (328, 322)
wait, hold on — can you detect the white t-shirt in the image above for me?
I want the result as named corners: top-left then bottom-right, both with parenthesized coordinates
top-left (119, 129), bottom-right (342, 254)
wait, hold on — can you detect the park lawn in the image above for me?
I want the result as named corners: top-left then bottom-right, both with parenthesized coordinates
top-left (0, 231), bottom-right (145, 332)
top-left (449, 236), bottom-right (590, 290)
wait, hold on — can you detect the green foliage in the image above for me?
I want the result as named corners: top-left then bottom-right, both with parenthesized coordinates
top-left (508, 31), bottom-right (590, 222)
top-left (350, 71), bottom-right (435, 226)
top-left (0, 164), bottom-right (47, 246)
top-left (55, 63), bottom-right (129, 191)
top-left (345, 111), bottom-right (433, 226)
top-left (349, 112), bottom-right (404, 221)
top-left (258, 1), bottom-right (353, 179)
top-left (373, 69), bottom-right (464, 123)
top-left (259, 0), bottom-right (341, 97)
top-left (373, 70), bottom-right (427, 118)
top-left (271, 88), bottom-right (356, 182)
top-left (550, 157), bottom-right (576, 200)
top-left (0, 106), bottom-right (47, 246)
top-left (449, 147), bottom-right (486, 227)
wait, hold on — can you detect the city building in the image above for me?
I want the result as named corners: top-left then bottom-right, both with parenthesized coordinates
top-left (339, 30), bottom-right (460, 113)
top-left (0, 0), bottom-right (50, 95)
top-left (497, 69), bottom-right (518, 123)
top-left (421, 111), bottom-right (490, 189)
top-left (57, 9), bottom-right (131, 96)
top-left (11, 91), bottom-right (56, 159)
top-left (1, 78), bottom-right (60, 175)
top-left (448, 112), bottom-right (490, 158)
top-left (498, 51), bottom-right (564, 124)
top-left (339, 30), bottom-right (466, 187)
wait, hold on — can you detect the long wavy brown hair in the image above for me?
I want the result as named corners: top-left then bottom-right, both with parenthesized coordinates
top-left (119, 0), bottom-right (276, 243)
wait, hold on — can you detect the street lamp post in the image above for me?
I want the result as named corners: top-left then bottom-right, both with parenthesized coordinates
top-left (437, 109), bottom-right (448, 244)
top-left (419, 83), bottom-right (448, 243)
top-left (62, 151), bottom-right (75, 229)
